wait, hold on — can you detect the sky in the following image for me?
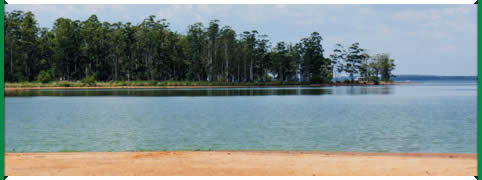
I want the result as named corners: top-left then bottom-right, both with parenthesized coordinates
top-left (6, 4), bottom-right (477, 76)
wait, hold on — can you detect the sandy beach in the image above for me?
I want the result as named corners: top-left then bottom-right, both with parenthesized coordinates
top-left (5, 151), bottom-right (476, 176)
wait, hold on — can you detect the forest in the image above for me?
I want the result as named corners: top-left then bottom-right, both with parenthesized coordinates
top-left (4, 10), bottom-right (396, 84)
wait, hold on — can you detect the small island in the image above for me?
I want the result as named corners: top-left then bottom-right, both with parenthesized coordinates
top-left (5, 11), bottom-right (396, 91)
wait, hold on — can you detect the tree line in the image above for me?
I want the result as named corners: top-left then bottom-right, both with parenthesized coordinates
top-left (5, 10), bottom-right (396, 83)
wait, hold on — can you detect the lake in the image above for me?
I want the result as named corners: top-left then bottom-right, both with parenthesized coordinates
top-left (5, 81), bottom-right (477, 153)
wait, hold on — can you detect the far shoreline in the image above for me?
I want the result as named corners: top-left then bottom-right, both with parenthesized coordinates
top-left (4, 81), bottom-right (414, 92)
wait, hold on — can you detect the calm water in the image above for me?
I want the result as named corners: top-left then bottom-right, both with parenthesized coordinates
top-left (5, 81), bottom-right (477, 153)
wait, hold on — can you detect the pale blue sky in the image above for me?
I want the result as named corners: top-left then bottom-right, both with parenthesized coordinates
top-left (6, 5), bottom-right (477, 76)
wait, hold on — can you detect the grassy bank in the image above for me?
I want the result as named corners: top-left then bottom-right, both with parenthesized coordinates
top-left (5, 80), bottom-right (312, 88)
top-left (4, 80), bottom-right (405, 89)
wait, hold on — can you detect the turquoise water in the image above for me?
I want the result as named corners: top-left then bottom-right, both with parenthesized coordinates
top-left (5, 82), bottom-right (477, 153)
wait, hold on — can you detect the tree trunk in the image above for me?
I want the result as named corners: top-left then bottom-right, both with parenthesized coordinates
top-left (10, 45), bottom-right (13, 81)
top-left (115, 57), bottom-right (118, 81)
top-left (224, 42), bottom-right (229, 82)
top-left (249, 58), bottom-right (253, 82)
top-left (243, 59), bottom-right (246, 82)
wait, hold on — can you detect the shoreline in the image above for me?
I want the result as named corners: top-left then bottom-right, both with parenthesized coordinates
top-left (4, 81), bottom-right (414, 92)
top-left (5, 151), bottom-right (476, 176)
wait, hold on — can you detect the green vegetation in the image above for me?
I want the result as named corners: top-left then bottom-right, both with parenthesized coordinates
top-left (5, 10), bottom-right (396, 84)
top-left (5, 80), bottom-right (312, 88)
top-left (80, 75), bottom-right (96, 86)
top-left (330, 44), bottom-right (396, 83)
top-left (36, 70), bottom-right (52, 83)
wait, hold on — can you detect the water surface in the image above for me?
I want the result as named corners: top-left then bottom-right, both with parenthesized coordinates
top-left (5, 82), bottom-right (476, 153)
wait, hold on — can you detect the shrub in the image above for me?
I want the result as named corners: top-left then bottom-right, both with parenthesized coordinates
top-left (14, 72), bottom-right (26, 82)
top-left (368, 76), bottom-right (379, 82)
top-left (264, 74), bottom-right (273, 82)
top-left (81, 75), bottom-right (96, 86)
top-left (118, 81), bottom-right (127, 86)
top-left (368, 76), bottom-right (379, 85)
top-left (36, 71), bottom-right (52, 83)
top-left (57, 81), bottom-right (71, 87)
top-left (311, 76), bottom-right (322, 84)
top-left (148, 81), bottom-right (157, 86)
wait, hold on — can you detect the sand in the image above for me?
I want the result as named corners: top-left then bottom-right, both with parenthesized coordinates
top-left (5, 151), bottom-right (476, 176)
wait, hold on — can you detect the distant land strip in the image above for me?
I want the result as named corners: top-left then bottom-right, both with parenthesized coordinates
top-left (4, 81), bottom-right (412, 92)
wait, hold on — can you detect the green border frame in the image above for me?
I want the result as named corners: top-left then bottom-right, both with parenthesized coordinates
top-left (476, 1), bottom-right (482, 176)
top-left (1, 1), bottom-right (4, 178)
top-left (476, 3), bottom-right (482, 176)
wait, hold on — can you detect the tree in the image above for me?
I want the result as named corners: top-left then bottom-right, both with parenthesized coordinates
top-left (255, 34), bottom-right (270, 81)
top-left (367, 53), bottom-right (396, 82)
top-left (80, 15), bottom-right (102, 80)
top-left (5, 10), bottom-right (24, 81)
top-left (344, 42), bottom-right (365, 82)
top-left (240, 30), bottom-right (257, 82)
top-left (186, 22), bottom-right (206, 81)
top-left (19, 12), bottom-right (40, 81)
top-left (219, 26), bottom-right (236, 81)
top-left (330, 43), bottom-right (346, 82)
top-left (5, 11), bottom-right (397, 84)
top-left (52, 18), bottom-right (81, 81)
top-left (109, 22), bottom-right (127, 81)
top-left (37, 70), bottom-right (52, 83)
top-left (206, 20), bottom-right (219, 81)
top-left (298, 32), bottom-right (329, 83)
top-left (272, 42), bottom-right (287, 81)
top-left (358, 52), bottom-right (370, 81)
top-left (381, 58), bottom-right (396, 81)
top-left (38, 28), bottom-right (55, 77)
top-left (377, 54), bottom-right (396, 81)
